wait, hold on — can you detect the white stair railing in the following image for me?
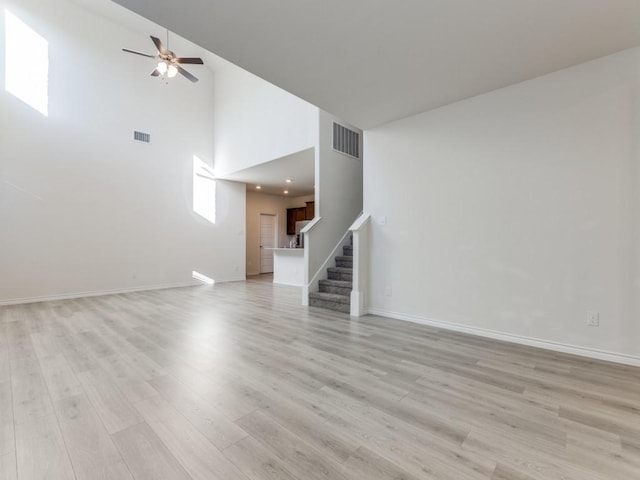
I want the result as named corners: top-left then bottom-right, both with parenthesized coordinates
top-left (349, 213), bottom-right (371, 316)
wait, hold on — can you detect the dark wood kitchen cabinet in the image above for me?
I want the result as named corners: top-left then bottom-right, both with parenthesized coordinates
top-left (286, 207), bottom-right (306, 235)
top-left (305, 201), bottom-right (315, 220)
top-left (286, 201), bottom-right (315, 235)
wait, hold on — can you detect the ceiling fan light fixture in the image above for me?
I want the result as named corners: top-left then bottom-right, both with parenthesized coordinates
top-left (123, 34), bottom-right (202, 83)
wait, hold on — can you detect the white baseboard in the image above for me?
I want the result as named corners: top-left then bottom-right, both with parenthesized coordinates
top-left (0, 281), bottom-right (202, 306)
top-left (273, 281), bottom-right (304, 287)
top-left (368, 307), bottom-right (640, 367)
top-left (215, 275), bottom-right (247, 284)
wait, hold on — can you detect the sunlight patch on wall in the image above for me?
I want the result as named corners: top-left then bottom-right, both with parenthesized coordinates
top-left (4, 10), bottom-right (49, 116)
top-left (192, 271), bottom-right (214, 285)
top-left (193, 156), bottom-right (216, 224)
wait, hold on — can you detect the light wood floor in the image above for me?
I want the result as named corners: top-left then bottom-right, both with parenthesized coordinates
top-left (1, 279), bottom-right (639, 480)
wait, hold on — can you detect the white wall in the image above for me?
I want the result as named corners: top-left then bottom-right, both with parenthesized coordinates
top-left (245, 191), bottom-right (313, 275)
top-left (0, 0), bottom-right (245, 303)
top-left (213, 63), bottom-right (318, 176)
top-left (365, 47), bottom-right (640, 361)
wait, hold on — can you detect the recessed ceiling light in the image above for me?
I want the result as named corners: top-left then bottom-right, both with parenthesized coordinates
top-left (285, 178), bottom-right (292, 183)
top-left (256, 185), bottom-right (261, 189)
top-left (283, 190), bottom-right (289, 194)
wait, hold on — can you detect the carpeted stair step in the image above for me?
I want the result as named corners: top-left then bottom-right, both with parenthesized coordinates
top-left (335, 256), bottom-right (353, 268)
top-left (309, 291), bottom-right (350, 313)
top-left (319, 279), bottom-right (352, 296)
top-left (327, 267), bottom-right (353, 282)
top-left (307, 236), bottom-right (355, 314)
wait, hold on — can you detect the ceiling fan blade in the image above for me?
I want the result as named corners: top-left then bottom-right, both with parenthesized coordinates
top-left (122, 48), bottom-right (155, 58)
top-left (150, 69), bottom-right (161, 77)
top-left (177, 65), bottom-right (199, 83)
top-left (150, 35), bottom-right (167, 55)
top-left (175, 57), bottom-right (204, 65)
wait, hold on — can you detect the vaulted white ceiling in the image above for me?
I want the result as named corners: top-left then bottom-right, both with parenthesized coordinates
top-left (113, 0), bottom-right (640, 129)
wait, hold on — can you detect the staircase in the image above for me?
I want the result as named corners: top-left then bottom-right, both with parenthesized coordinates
top-left (308, 238), bottom-right (352, 313)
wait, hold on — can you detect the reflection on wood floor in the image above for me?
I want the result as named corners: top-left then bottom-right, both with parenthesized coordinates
top-left (1, 278), bottom-right (639, 479)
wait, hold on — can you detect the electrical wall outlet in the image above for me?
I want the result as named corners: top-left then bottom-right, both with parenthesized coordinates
top-left (587, 311), bottom-right (600, 327)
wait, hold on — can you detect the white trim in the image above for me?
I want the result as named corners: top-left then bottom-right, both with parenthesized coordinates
top-left (348, 211), bottom-right (370, 232)
top-left (300, 215), bottom-right (321, 234)
top-left (308, 229), bottom-right (352, 287)
top-left (350, 291), bottom-right (365, 317)
top-left (303, 228), bottom-right (352, 305)
top-left (0, 281), bottom-right (202, 306)
top-left (368, 308), bottom-right (640, 367)
top-left (301, 216), bottom-right (323, 305)
top-left (349, 213), bottom-right (371, 317)
top-left (273, 280), bottom-right (304, 287)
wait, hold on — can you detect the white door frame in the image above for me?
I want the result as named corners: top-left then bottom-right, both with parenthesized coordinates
top-left (259, 213), bottom-right (277, 274)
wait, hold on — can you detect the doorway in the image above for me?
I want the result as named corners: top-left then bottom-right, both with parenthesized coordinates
top-left (260, 214), bottom-right (277, 273)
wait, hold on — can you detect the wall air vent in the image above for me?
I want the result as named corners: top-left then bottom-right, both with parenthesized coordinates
top-left (133, 130), bottom-right (151, 143)
top-left (332, 122), bottom-right (360, 159)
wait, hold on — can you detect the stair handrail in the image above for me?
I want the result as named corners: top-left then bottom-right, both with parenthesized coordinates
top-left (303, 223), bottom-right (352, 304)
top-left (300, 216), bottom-right (321, 234)
top-left (349, 213), bottom-right (371, 316)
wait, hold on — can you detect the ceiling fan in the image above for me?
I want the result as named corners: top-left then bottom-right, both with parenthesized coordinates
top-left (123, 33), bottom-right (204, 83)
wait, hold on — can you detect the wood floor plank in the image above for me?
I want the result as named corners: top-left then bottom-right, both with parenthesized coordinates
top-left (404, 380), bottom-right (566, 453)
top-left (223, 435), bottom-right (299, 480)
top-left (559, 405), bottom-right (640, 439)
top-left (11, 368), bottom-right (55, 425)
top-left (30, 330), bottom-right (64, 360)
top-left (342, 446), bottom-right (425, 480)
top-left (491, 464), bottom-right (537, 480)
top-left (220, 366), bottom-right (363, 464)
top-left (149, 374), bottom-right (249, 450)
top-left (49, 324), bottom-right (101, 374)
top-left (161, 370), bottom-right (267, 421)
top-left (565, 420), bottom-right (622, 455)
top-left (0, 381), bottom-right (14, 456)
top-left (0, 322), bottom-right (10, 384)
top-left (111, 421), bottom-right (191, 480)
top-left (76, 368), bottom-right (143, 434)
top-left (259, 393), bottom-right (359, 463)
top-left (39, 353), bottom-right (84, 401)
top-left (236, 410), bottom-right (350, 480)
top-left (93, 354), bottom-right (159, 404)
top-left (55, 393), bottom-right (134, 480)
top-left (133, 395), bottom-right (249, 480)
top-left (314, 386), bottom-right (495, 480)
top-left (1, 279), bottom-right (640, 480)
top-left (462, 429), bottom-right (611, 480)
top-left (15, 413), bottom-right (75, 480)
top-left (78, 331), bottom-right (116, 358)
top-left (0, 453), bottom-right (17, 480)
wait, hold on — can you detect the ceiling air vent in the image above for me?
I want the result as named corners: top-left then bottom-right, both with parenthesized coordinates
top-left (133, 130), bottom-right (151, 143)
top-left (332, 122), bottom-right (360, 159)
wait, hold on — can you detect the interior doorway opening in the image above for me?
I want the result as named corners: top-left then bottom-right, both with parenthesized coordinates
top-left (260, 213), bottom-right (277, 273)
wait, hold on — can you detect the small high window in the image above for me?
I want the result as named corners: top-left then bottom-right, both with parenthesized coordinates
top-left (193, 156), bottom-right (216, 224)
top-left (5, 10), bottom-right (49, 116)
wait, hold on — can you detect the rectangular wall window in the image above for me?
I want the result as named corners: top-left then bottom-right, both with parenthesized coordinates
top-left (193, 156), bottom-right (216, 224)
top-left (5, 10), bottom-right (49, 116)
